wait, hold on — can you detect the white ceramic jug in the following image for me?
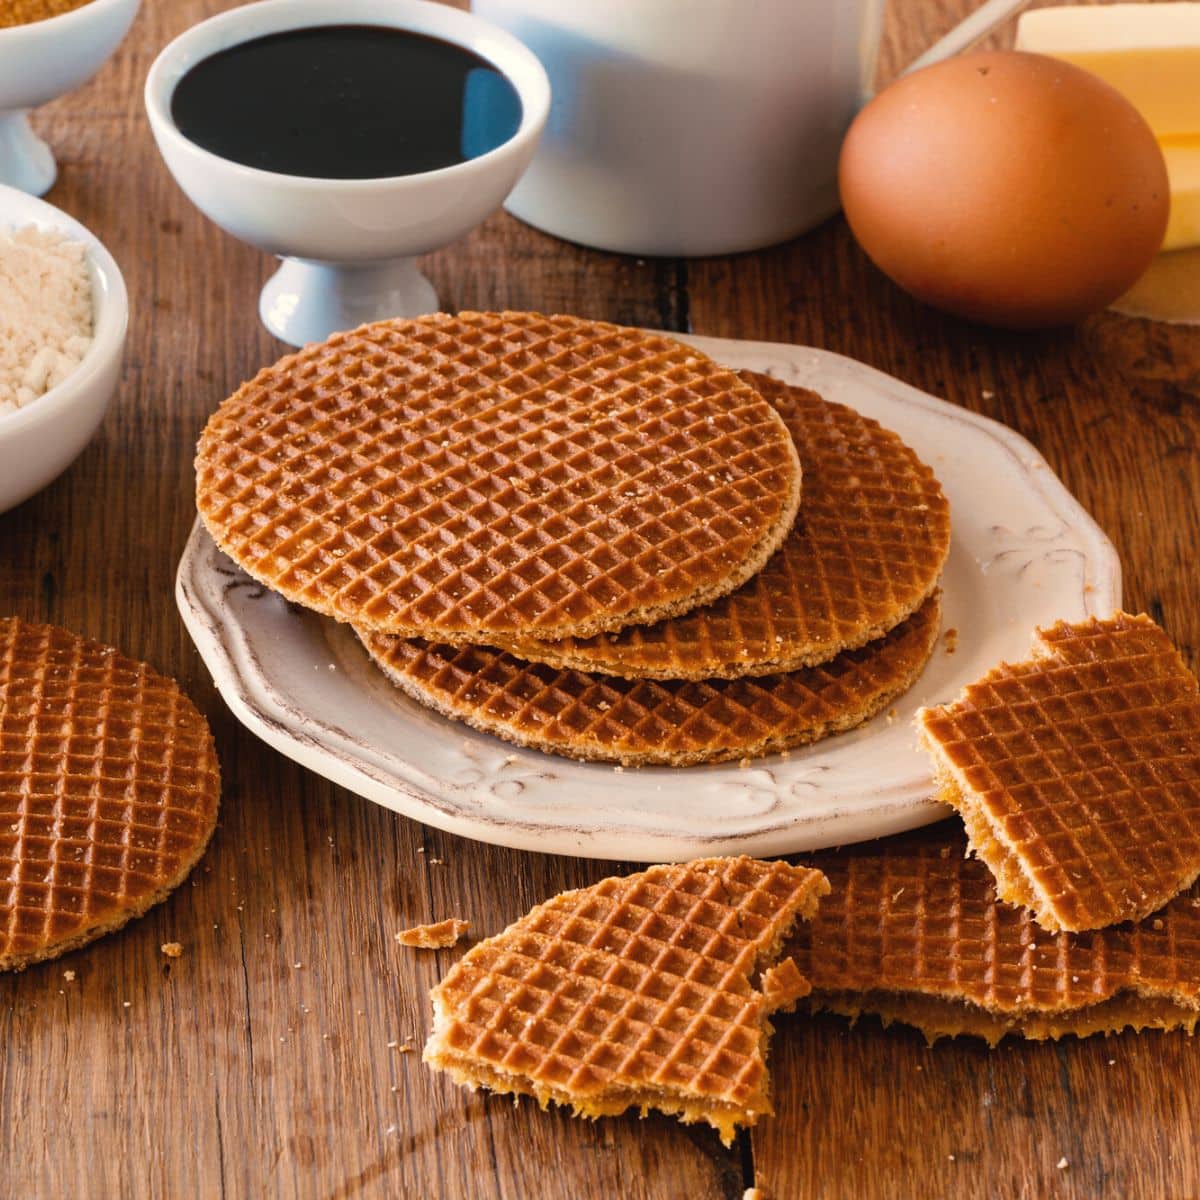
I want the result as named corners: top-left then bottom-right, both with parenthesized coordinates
top-left (474, 0), bottom-right (1030, 256)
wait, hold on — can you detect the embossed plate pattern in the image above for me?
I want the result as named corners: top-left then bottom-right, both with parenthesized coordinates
top-left (176, 336), bottom-right (1121, 861)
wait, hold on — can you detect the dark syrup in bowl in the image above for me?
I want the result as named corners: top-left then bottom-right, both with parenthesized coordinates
top-left (170, 25), bottom-right (523, 180)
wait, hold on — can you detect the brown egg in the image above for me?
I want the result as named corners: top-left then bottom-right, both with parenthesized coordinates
top-left (838, 51), bottom-right (1169, 328)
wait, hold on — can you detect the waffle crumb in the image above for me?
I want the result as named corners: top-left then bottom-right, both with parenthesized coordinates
top-left (160, 942), bottom-right (183, 958)
top-left (63, 969), bottom-right (76, 981)
top-left (395, 918), bottom-right (469, 949)
top-left (1057, 1158), bottom-right (1069, 1170)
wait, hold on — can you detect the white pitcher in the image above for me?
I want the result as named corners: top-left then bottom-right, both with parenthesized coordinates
top-left (474, 0), bottom-right (1030, 256)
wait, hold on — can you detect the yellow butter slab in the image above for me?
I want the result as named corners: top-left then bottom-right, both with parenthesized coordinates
top-left (1162, 136), bottom-right (1200, 251)
top-left (1016, 4), bottom-right (1200, 137)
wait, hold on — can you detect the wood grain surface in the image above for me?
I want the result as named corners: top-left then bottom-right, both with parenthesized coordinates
top-left (2, 1), bottom-right (1197, 1197)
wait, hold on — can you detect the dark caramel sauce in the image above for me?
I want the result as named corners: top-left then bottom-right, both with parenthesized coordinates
top-left (170, 25), bottom-right (522, 179)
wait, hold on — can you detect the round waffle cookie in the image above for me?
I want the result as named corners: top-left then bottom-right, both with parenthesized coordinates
top-left (497, 372), bottom-right (950, 679)
top-left (357, 592), bottom-right (941, 767)
top-left (195, 312), bottom-right (802, 642)
top-left (0, 617), bottom-right (220, 971)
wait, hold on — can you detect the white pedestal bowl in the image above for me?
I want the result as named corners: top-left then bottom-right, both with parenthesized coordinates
top-left (0, 0), bottom-right (141, 195)
top-left (144, 0), bottom-right (550, 347)
top-left (0, 185), bottom-right (128, 514)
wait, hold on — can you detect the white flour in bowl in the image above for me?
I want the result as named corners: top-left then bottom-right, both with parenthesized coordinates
top-left (0, 225), bottom-right (93, 415)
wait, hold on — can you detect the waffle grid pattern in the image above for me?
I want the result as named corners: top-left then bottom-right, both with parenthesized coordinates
top-left (360, 592), bottom-right (941, 766)
top-left (786, 835), bottom-right (1200, 1038)
top-left (196, 312), bottom-right (801, 641)
top-left (0, 618), bottom-right (219, 967)
top-left (501, 373), bottom-right (950, 680)
top-left (919, 613), bottom-right (1200, 932)
top-left (426, 857), bottom-right (828, 1139)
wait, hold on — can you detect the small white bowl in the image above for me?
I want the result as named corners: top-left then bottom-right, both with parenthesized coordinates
top-left (0, 184), bottom-right (128, 515)
top-left (145, 0), bottom-right (550, 346)
top-left (0, 0), bottom-right (142, 195)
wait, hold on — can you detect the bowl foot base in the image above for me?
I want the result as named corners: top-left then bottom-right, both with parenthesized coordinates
top-left (0, 111), bottom-right (55, 197)
top-left (259, 257), bottom-right (440, 346)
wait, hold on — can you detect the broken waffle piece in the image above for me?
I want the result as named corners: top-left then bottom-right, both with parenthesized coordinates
top-left (786, 832), bottom-right (1200, 1045)
top-left (396, 918), bottom-right (470, 949)
top-left (423, 856), bottom-right (829, 1144)
top-left (918, 612), bottom-right (1200, 932)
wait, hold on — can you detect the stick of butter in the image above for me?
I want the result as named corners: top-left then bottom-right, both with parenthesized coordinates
top-left (1016, 4), bottom-right (1200, 138)
top-left (1161, 137), bottom-right (1200, 252)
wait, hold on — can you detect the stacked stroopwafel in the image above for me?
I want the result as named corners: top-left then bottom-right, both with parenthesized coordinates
top-left (195, 312), bottom-right (802, 643)
top-left (424, 856), bottom-right (829, 1143)
top-left (197, 314), bottom-right (950, 766)
top-left (0, 617), bottom-right (220, 969)
top-left (786, 831), bottom-right (1200, 1044)
top-left (356, 367), bottom-right (948, 763)
top-left (918, 612), bottom-right (1200, 932)
top-left (494, 372), bottom-right (950, 679)
top-left (357, 593), bottom-right (941, 767)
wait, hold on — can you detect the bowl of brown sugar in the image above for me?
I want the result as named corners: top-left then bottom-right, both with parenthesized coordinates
top-left (0, 0), bottom-right (141, 194)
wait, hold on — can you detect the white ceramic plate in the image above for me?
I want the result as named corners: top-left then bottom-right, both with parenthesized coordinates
top-left (176, 335), bottom-right (1121, 861)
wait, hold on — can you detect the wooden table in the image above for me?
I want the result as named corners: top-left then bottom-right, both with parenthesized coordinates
top-left (4, 1), bottom-right (1198, 1196)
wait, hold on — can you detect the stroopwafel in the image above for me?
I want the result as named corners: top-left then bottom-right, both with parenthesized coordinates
top-left (0, 617), bottom-right (220, 970)
top-left (424, 856), bottom-right (829, 1144)
top-left (786, 832), bottom-right (1200, 1044)
top-left (918, 612), bottom-right (1200, 932)
top-left (195, 312), bottom-right (801, 642)
top-left (357, 592), bottom-right (941, 767)
top-left (497, 372), bottom-right (950, 680)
